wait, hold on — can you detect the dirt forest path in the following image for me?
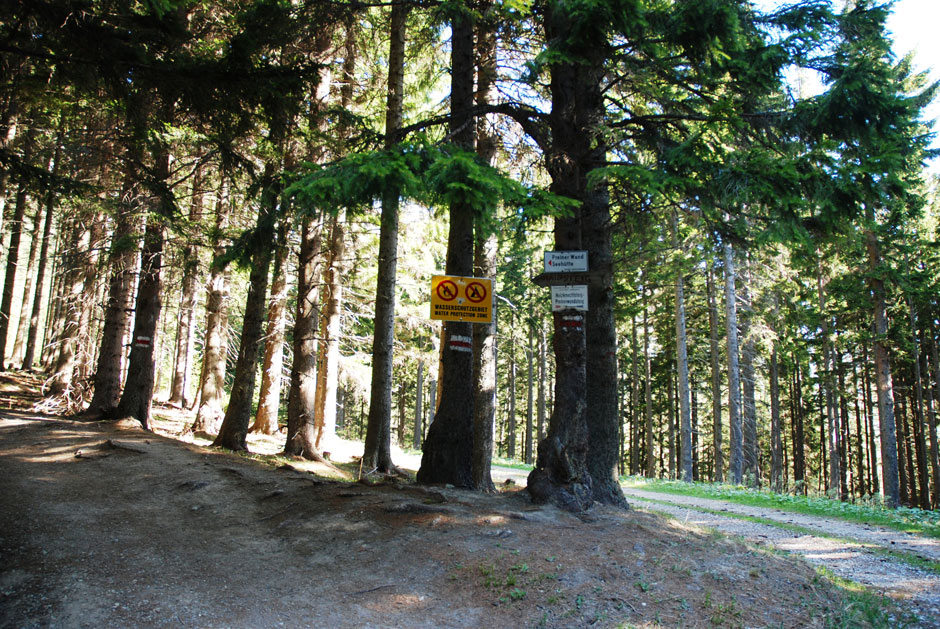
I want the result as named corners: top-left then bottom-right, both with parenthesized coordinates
top-left (619, 486), bottom-right (940, 624)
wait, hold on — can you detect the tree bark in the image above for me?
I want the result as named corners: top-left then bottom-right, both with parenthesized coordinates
top-left (168, 163), bottom-right (205, 407)
top-left (114, 212), bottom-right (164, 429)
top-left (707, 259), bottom-right (723, 482)
top-left (770, 295), bottom-right (783, 492)
top-left (250, 222), bottom-right (290, 436)
top-left (85, 187), bottom-right (139, 416)
top-left (866, 225), bottom-right (900, 508)
top-left (22, 134), bottom-right (61, 370)
top-left (674, 215), bottom-right (692, 482)
top-left (470, 0), bottom-right (498, 494)
top-left (817, 258), bottom-right (841, 499)
top-left (414, 360), bottom-right (424, 450)
top-left (417, 5), bottom-right (476, 488)
top-left (11, 198), bottom-right (43, 365)
top-left (740, 258), bottom-right (759, 487)
top-left (212, 163), bottom-right (278, 450)
top-left (311, 210), bottom-right (346, 453)
top-left (191, 185), bottom-right (231, 435)
top-left (724, 242), bottom-right (743, 485)
top-left (361, 1), bottom-right (407, 474)
top-left (284, 216), bottom-right (326, 461)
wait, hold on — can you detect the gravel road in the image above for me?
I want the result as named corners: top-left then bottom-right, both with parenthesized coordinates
top-left (619, 486), bottom-right (940, 627)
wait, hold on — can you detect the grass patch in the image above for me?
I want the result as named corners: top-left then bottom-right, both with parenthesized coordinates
top-left (492, 457), bottom-right (535, 472)
top-left (622, 476), bottom-right (940, 539)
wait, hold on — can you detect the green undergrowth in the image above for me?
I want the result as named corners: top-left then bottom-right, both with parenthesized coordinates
top-left (622, 476), bottom-right (940, 539)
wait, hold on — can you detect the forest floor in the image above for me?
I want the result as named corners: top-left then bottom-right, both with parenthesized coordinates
top-left (0, 371), bottom-right (936, 628)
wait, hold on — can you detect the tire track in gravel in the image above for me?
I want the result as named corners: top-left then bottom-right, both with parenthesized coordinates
top-left (620, 486), bottom-right (940, 627)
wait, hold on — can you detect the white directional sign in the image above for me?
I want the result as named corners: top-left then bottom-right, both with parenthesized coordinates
top-left (551, 285), bottom-right (588, 312)
top-left (544, 251), bottom-right (588, 273)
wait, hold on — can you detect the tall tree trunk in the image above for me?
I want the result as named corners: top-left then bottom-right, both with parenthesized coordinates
top-left (792, 357), bottom-right (806, 492)
top-left (312, 210), bottom-right (346, 452)
top-left (724, 242), bottom-right (743, 484)
top-left (212, 164), bottom-right (278, 450)
top-left (707, 259), bottom-right (723, 482)
top-left (362, 2), bottom-right (407, 474)
top-left (867, 225), bottom-right (900, 507)
top-left (114, 213), bottom-right (164, 429)
top-left (674, 215), bottom-right (692, 482)
top-left (471, 6), bottom-right (498, 492)
top-left (22, 132), bottom-right (62, 370)
top-left (284, 216), bottom-right (326, 461)
top-left (83, 179), bottom-right (140, 414)
top-left (414, 360), bottom-right (424, 450)
top-left (0, 174), bottom-right (31, 368)
top-left (0, 125), bottom-right (36, 369)
top-left (191, 185), bottom-right (231, 435)
top-left (417, 6), bottom-right (477, 488)
top-left (863, 342), bottom-right (879, 495)
top-left (168, 163), bottom-right (205, 407)
top-left (907, 298), bottom-right (932, 509)
top-left (926, 322), bottom-right (940, 509)
top-left (769, 302), bottom-right (783, 492)
top-left (11, 198), bottom-right (43, 365)
top-left (644, 283), bottom-right (654, 478)
top-left (0, 101), bottom-right (19, 237)
top-left (48, 218), bottom-right (89, 396)
top-left (740, 258), bottom-right (759, 487)
top-left (250, 223), bottom-right (290, 436)
top-left (509, 347), bottom-right (517, 458)
top-left (525, 323), bottom-right (535, 465)
top-left (630, 314), bottom-right (640, 475)
top-left (817, 259), bottom-right (841, 498)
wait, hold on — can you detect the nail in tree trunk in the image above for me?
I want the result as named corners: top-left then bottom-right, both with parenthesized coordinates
top-left (866, 224), bottom-right (900, 508)
top-left (249, 223), bottom-right (290, 436)
top-left (707, 259), bottom-right (723, 482)
top-left (191, 185), bottom-right (231, 435)
top-left (362, 2), bottom-right (407, 474)
top-left (724, 242), bottom-right (743, 484)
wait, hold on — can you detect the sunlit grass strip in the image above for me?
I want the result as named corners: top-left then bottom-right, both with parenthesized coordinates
top-left (629, 495), bottom-right (940, 576)
top-left (621, 476), bottom-right (940, 539)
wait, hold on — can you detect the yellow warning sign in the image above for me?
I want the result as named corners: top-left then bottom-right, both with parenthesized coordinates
top-left (430, 275), bottom-right (493, 323)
